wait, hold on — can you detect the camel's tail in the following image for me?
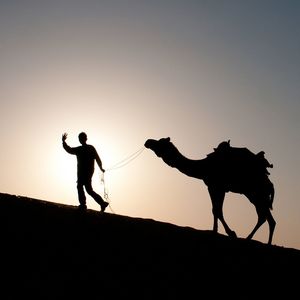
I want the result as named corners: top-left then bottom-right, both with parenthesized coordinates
top-left (269, 183), bottom-right (275, 210)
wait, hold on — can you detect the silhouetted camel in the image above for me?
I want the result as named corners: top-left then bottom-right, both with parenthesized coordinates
top-left (145, 137), bottom-right (276, 245)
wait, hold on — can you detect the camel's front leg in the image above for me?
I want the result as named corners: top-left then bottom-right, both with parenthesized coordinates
top-left (213, 214), bottom-right (218, 232)
top-left (208, 187), bottom-right (237, 238)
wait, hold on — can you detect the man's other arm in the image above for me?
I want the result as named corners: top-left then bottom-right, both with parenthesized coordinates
top-left (94, 148), bottom-right (105, 173)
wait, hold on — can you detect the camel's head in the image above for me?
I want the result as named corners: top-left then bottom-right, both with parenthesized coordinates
top-left (144, 137), bottom-right (178, 167)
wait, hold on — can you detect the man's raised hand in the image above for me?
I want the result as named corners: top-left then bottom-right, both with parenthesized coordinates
top-left (62, 133), bottom-right (68, 142)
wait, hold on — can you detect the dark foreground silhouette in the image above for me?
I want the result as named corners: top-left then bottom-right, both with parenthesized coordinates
top-left (0, 193), bottom-right (299, 299)
top-left (145, 137), bottom-right (276, 244)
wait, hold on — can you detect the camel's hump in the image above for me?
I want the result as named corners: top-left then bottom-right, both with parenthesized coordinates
top-left (207, 142), bottom-right (273, 176)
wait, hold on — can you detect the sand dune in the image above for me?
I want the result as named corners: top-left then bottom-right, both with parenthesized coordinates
top-left (0, 192), bottom-right (299, 299)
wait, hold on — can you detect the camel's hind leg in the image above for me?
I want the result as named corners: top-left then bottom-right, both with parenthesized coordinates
top-left (208, 187), bottom-right (237, 238)
top-left (266, 210), bottom-right (276, 244)
top-left (247, 203), bottom-right (276, 245)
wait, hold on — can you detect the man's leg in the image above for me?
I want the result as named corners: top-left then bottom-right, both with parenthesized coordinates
top-left (77, 182), bottom-right (87, 210)
top-left (85, 180), bottom-right (108, 212)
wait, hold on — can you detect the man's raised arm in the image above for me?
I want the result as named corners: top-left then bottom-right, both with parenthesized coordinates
top-left (62, 132), bottom-right (76, 154)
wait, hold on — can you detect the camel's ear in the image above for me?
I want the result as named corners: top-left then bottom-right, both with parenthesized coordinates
top-left (161, 137), bottom-right (171, 143)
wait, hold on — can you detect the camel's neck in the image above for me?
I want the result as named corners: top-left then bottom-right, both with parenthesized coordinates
top-left (163, 149), bottom-right (206, 179)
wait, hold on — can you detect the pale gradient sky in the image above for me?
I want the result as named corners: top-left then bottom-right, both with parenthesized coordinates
top-left (0, 1), bottom-right (299, 249)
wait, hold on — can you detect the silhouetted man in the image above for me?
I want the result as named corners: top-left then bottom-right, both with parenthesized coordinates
top-left (62, 132), bottom-right (108, 212)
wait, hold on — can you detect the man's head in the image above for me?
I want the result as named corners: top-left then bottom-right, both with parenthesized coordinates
top-left (78, 132), bottom-right (88, 145)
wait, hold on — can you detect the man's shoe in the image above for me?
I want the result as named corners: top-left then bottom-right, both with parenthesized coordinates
top-left (78, 204), bottom-right (87, 211)
top-left (100, 201), bottom-right (109, 213)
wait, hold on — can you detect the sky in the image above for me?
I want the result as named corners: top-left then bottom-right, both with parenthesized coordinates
top-left (0, 0), bottom-right (299, 249)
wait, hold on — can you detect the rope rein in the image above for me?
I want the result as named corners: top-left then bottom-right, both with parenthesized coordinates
top-left (105, 146), bottom-right (145, 171)
top-left (101, 173), bottom-right (115, 213)
top-left (100, 146), bottom-right (146, 213)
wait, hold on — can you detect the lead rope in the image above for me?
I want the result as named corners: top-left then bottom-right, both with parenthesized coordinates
top-left (106, 146), bottom-right (145, 171)
top-left (101, 172), bottom-right (115, 213)
top-left (100, 146), bottom-right (145, 213)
